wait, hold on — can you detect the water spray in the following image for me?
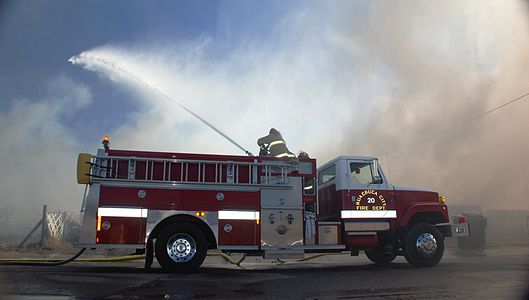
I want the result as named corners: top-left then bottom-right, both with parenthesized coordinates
top-left (68, 54), bottom-right (253, 156)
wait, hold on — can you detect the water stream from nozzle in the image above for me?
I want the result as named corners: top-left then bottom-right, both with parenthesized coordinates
top-left (69, 55), bottom-right (253, 156)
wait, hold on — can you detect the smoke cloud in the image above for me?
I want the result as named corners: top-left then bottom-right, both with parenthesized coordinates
top-left (70, 1), bottom-right (529, 211)
top-left (0, 76), bottom-right (90, 213)
top-left (342, 1), bottom-right (529, 211)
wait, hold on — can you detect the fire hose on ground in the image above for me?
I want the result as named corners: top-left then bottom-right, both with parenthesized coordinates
top-left (0, 249), bottom-right (332, 267)
top-left (0, 249), bottom-right (246, 267)
top-left (0, 248), bottom-right (87, 266)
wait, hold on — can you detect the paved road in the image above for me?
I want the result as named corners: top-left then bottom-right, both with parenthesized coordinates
top-left (1, 246), bottom-right (528, 299)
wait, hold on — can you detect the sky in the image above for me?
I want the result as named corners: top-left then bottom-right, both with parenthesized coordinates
top-left (1, 0), bottom-right (529, 213)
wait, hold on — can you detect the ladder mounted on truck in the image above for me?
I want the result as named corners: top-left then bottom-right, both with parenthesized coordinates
top-left (78, 151), bottom-right (300, 187)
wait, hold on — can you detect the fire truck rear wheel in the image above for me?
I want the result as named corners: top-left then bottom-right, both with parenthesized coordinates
top-left (155, 222), bottom-right (207, 272)
top-left (403, 223), bottom-right (444, 268)
top-left (365, 248), bottom-right (397, 265)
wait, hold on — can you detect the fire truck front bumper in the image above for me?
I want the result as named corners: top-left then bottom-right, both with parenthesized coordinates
top-left (436, 223), bottom-right (470, 238)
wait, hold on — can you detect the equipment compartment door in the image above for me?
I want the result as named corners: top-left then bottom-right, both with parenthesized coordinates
top-left (96, 216), bottom-right (146, 244)
top-left (218, 220), bottom-right (259, 246)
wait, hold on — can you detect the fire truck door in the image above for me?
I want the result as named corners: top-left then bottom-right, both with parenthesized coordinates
top-left (346, 160), bottom-right (396, 215)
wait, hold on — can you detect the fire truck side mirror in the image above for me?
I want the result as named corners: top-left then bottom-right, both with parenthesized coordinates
top-left (371, 159), bottom-right (382, 184)
top-left (372, 176), bottom-right (383, 184)
top-left (77, 153), bottom-right (92, 184)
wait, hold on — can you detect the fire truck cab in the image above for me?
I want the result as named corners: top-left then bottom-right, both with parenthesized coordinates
top-left (76, 138), bottom-right (468, 272)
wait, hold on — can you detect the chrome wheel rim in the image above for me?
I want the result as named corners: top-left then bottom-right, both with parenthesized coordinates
top-left (167, 233), bottom-right (196, 263)
top-left (415, 233), bottom-right (438, 257)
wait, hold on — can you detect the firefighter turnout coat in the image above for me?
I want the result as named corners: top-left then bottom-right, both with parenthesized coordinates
top-left (257, 131), bottom-right (295, 158)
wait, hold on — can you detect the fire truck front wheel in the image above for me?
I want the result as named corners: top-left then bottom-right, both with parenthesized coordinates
top-left (155, 222), bottom-right (207, 272)
top-left (403, 223), bottom-right (444, 268)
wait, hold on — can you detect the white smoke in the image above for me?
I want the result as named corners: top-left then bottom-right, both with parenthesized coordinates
top-left (70, 1), bottom-right (529, 210)
top-left (0, 76), bottom-right (91, 213)
top-left (68, 39), bottom-right (355, 158)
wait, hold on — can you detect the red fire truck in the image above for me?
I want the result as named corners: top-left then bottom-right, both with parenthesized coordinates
top-left (76, 137), bottom-right (468, 272)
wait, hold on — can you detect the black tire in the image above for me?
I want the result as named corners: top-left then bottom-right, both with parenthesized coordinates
top-left (365, 248), bottom-right (397, 265)
top-left (403, 223), bottom-right (444, 268)
top-left (155, 222), bottom-right (207, 272)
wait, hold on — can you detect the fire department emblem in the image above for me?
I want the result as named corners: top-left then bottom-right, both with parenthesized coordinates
top-left (355, 189), bottom-right (387, 210)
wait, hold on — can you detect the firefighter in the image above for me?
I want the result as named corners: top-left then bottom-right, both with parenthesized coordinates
top-left (257, 128), bottom-right (296, 158)
top-left (298, 151), bottom-right (310, 159)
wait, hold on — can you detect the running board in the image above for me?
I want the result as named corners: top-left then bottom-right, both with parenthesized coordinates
top-left (303, 245), bottom-right (346, 250)
top-left (264, 248), bottom-right (305, 259)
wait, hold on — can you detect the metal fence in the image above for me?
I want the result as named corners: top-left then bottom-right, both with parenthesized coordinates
top-left (0, 205), bottom-right (80, 245)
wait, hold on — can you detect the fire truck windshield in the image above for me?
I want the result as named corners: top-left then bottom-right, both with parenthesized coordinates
top-left (350, 162), bottom-right (382, 185)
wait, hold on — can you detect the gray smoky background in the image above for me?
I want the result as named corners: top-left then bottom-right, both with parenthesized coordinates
top-left (335, 1), bottom-right (529, 211)
top-left (1, 0), bottom-right (529, 223)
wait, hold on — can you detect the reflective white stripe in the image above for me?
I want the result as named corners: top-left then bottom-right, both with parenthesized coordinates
top-left (276, 152), bottom-right (296, 158)
top-left (98, 207), bottom-right (148, 218)
top-left (341, 210), bottom-right (397, 219)
top-left (269, 140), bottom-right (286, 146)
top-left (218, 210), bottom-right (260, 220)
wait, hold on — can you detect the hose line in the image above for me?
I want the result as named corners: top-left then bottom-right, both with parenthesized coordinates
top-left (0, 250), bottom-right (247, 267)
top-left (0, 250), bottom-right (329, 267)
top-left (0, 248), bottom-right (86, 266)
top-left (208, 252), bottom-right (247, 266)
